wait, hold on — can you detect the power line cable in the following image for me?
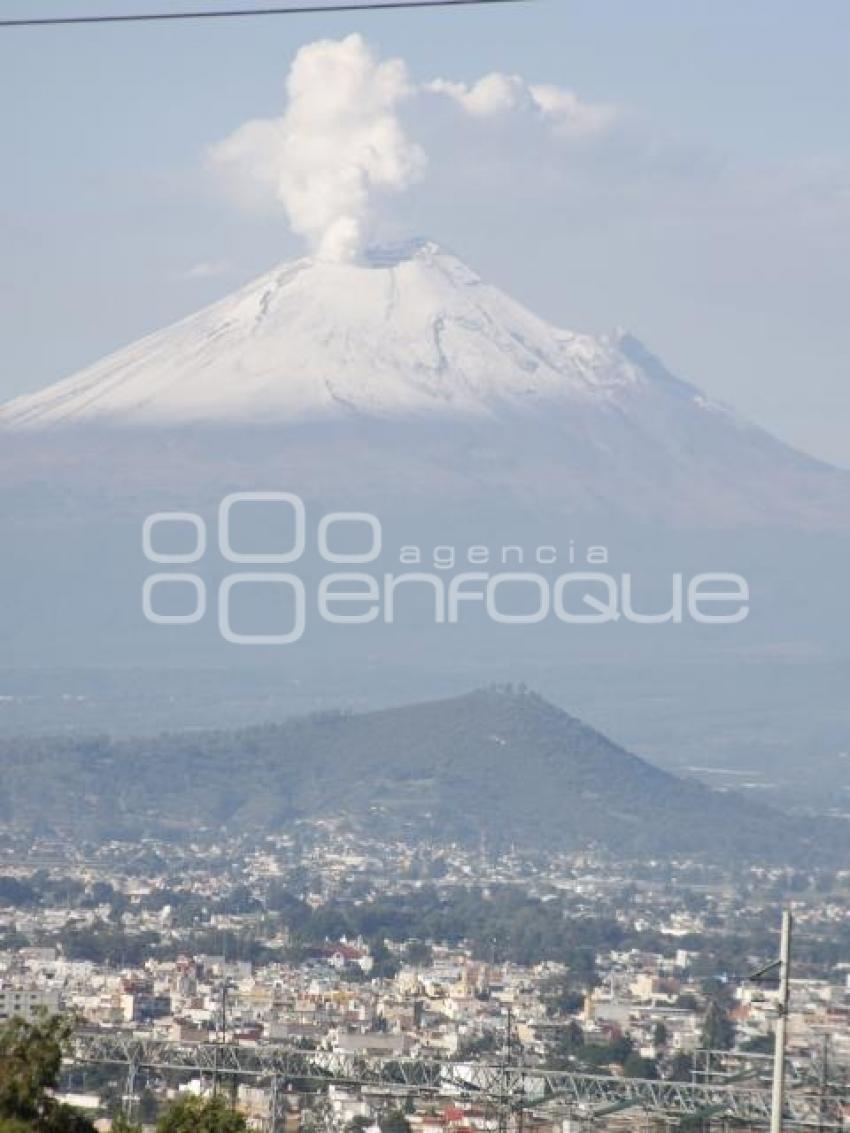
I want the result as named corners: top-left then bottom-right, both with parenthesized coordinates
top-left (0, 0), bottom-right (532, 29)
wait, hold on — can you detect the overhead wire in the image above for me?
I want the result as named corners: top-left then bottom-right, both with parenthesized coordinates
top-left (0, 0), bottom-right (532, 29)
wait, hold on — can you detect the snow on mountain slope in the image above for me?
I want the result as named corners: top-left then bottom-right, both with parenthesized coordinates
top-left (0, 239), bottom-right (847, 529)
top-left (0, 239), bottom-right (695, 427)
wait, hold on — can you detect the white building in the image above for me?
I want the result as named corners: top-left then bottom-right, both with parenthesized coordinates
top-left (0, 983), bottom-right (61, 1022)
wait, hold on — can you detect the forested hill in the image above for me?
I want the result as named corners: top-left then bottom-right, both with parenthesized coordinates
top-left (0, 687), bottom-right (841, 862)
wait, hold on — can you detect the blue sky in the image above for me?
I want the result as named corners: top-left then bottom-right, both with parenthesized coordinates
top-left (1, 0), bottom-right (849, 465)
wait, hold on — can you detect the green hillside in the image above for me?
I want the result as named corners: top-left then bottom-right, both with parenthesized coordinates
top-left (0, 687), bottom-right (840, 861)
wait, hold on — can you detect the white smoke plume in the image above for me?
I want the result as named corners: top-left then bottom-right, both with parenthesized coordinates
top-left (211, 34), bottom-right (425, 262)
top-left (211, 38), bottom-right (618, 261)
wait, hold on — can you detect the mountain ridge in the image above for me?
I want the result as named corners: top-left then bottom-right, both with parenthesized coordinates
top-left (1, 239), bottom-right (847, 530)
top-left (0, 240), bottom-right (671, 428)
top-left (0, 686), bottom-right (843, 863)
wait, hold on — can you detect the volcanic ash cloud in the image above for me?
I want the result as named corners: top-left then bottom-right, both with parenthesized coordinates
top-left (211, 34), bottom-right (426, 263)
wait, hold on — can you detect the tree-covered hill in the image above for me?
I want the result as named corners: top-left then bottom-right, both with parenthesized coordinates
top-left (0, 687), bottom-right (841, 861)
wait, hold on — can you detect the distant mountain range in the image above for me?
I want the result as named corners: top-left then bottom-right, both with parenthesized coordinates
top-left (0, 687), bottom-right (842, 862)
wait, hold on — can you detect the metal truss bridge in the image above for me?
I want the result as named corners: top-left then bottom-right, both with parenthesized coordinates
top-left (70, 1031), bottom-right (847, 1129)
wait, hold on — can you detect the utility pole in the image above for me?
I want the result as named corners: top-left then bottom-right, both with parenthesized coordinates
top-left (770, 909), bottom-right (792, 1133)
top-left (747, 909), bottom-right (793, 1133)
top-left (818, 1033), bottom-right (830, 1133)
top-left (213, 977), bottom-right (229, 1098)
top-left (498, 1007), bottom-right (513, 1133)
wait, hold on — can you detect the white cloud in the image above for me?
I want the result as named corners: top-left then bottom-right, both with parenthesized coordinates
top-left (427, 72), bottom-right (619, 138)
top-left (209, 37), bottom-right (620, 261)
top-left (426, 74), bottom-right (535, 118)
top-left (528, 83), bottom-right (621, 138)
top-left (184, 259), bottom-right (232, 280)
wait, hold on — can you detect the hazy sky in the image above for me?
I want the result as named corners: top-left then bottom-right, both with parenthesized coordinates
top-left (1, 0), bottom-right (848, 466)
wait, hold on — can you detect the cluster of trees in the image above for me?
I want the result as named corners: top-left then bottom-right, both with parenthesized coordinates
top-left (6, 874), bottom-right (623, 971)
top-left (55, 925), bottom-right (162, 968)
top-left (266, 883), bottom-right (625, 969)
top-left (9, 873), bottom-right (843, 986)
top-left (541, 983), bottom-right (734, 1084)
top-left (544, 1024), bottom-right (699, 1083)
top-left (0, 1016), bottom-right (93, 1132)
top-left (349, 1110), bottom-right (411, 1133)
top-left (0, 1017), bottom-right (247, 1132)
top-left (7, 865), bottom-right (846, 985)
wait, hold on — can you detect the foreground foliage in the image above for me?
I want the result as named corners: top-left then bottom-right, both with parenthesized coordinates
top-left (0, 1018), bottom-right (247, 1132)
top-left (0, 1017), bottom-right (94, 1132)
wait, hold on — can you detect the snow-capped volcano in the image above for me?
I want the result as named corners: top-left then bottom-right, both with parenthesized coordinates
top-left (0, 239), bottom-right (710, 427)
top-left (1, 239), bottom-right (847, 529)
